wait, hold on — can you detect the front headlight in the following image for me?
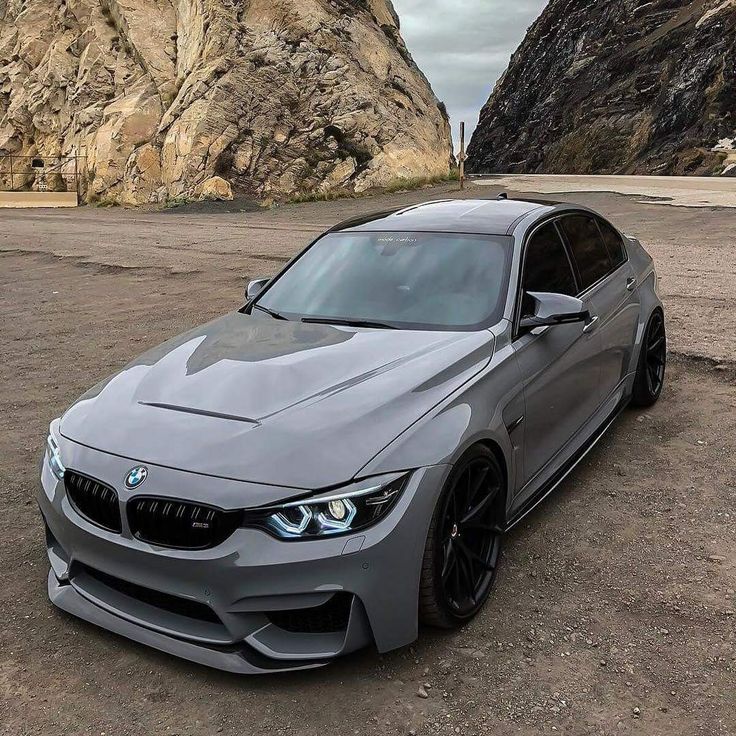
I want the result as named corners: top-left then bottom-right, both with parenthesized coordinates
top-left (243, 472), bottom-right (410, 540)
top-left (46, 425), bottom-right (66, 481)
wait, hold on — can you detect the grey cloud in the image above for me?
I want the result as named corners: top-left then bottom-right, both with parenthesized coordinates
top-left (392, 0), bottom-right (548, 151)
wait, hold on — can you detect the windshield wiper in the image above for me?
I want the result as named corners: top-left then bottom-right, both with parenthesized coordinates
top-left (301, 317), bottom-right (398, 330)
top-left (253, 304), bottom-right (288, 321)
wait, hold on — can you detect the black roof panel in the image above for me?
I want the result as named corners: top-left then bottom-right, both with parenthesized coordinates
top-left (330, 199), bottom-right (555, 236)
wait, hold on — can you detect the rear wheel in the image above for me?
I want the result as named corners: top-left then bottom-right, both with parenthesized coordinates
top-left (419, 446), bottom-right (505, 629)
top-left (632, 310), bottom-right (666, 407)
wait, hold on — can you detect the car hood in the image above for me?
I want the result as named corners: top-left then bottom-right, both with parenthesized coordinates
top-left (60, 313), bottom-right (494, 489)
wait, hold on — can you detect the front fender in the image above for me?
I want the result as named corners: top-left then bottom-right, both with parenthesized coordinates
top-left (358, 340), bottom-right (525, 516)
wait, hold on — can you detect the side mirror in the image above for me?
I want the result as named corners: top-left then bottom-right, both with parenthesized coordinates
top-left (519, 292), bottom-right (590, 331)
top-left (245, 278), bottom-right (269, 302)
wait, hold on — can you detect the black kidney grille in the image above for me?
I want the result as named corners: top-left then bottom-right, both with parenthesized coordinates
top-left (128, 497), bottom-right (241, 549)
top-left (65, 470), bottom-right (122, 533)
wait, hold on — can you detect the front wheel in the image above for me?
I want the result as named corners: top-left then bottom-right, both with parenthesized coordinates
top-left (631, 310), bottom-right (667, 407)
top-left (419, 446), bottom-right (505, 629)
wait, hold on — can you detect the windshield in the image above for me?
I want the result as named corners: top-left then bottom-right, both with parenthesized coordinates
top-left (253, 231), bottom-right (512, 331)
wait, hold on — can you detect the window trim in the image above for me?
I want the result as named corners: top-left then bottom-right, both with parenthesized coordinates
top-left (512, 212), bottom-right (630, 340)
top-left (557, 213), bottom-right (630, 298)
top-left (512, 215), bottom-right (581, 340)
top-left (556, 213), bottom-right (615, 295)
top-left (594, 217), bottom-right (629, 271)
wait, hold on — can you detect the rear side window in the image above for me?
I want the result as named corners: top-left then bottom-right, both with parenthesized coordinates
top-left (521, 223), bottom-right (577, 316)
top-left (597, 218), bottom-right (627, 268)
top-left (560, 215), bottom-right (613, 290)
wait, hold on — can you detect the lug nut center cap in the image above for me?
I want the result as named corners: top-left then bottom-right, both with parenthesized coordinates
top-left (451, 523), bottom-right (459, 538)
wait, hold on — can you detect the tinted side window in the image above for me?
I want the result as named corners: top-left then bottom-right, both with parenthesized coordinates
top-left (522, 223), bottom-right (577, 316)
top-left (598, 219), bottom-right (627, 268)
top-left (561, 215), bottom-right (613, 290)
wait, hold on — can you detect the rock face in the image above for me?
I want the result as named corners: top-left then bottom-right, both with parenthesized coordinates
top-left (0, 0), bottom-right (452, 204)
top-left (467, 0), bottom-right (736, 177)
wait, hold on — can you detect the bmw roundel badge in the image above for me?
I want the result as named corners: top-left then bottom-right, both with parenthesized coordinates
top-left (125, 465), bottom-right (148, 490)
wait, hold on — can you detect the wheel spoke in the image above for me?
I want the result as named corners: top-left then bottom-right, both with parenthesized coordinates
top-left (460, 486), bottom-right (498, 525)
top-left (463, 522), bottom-right (504, 534)
top-left (468, 465), bottom-right (490, 504)
top-left (441, 539), bottom-right (457, 581)
top-left (455, 546), bottom-right (476, 602)
top-left (451, 550), bottom-right (464, 604)
top-left (456, 538), bottom-right (496, 572)
top-left (649, 335), bottom-right (665, 352)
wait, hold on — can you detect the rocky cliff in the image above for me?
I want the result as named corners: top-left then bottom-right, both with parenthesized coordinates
top-left (0, 0), bottom-right (452, 204)
top-left (467, 0), bottom-right (736, 177)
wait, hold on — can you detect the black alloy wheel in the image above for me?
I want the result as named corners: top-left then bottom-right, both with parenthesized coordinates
top-left (632, 310), bottom-right (667, 407)
top-left (420, 446), bottom-right (505, 628)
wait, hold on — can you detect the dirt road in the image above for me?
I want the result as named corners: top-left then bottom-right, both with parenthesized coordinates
top-left (1, 184), bottom-right (734, 736)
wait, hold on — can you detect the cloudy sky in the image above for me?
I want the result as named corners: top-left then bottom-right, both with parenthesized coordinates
top-left (393, 0), bottom-right (548, 151)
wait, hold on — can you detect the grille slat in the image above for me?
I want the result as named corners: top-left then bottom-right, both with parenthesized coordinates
top-left (128, 497), bottom-right (241, 549)
top-left (65, 470), bottom-right (122, 533)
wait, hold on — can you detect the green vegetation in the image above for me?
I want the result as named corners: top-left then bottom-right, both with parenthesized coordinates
top-left (285, 170), bottom-right (460, 205)
top-left (89, 194), bottom-right (120, 207)
top-left (384, 171), bottom-right (459, 192)
top-left (162, 196), bottom-right (191, 209)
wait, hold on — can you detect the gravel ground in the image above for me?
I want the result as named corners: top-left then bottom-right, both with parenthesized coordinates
top-left (0, 183), bottom-right (734, 735)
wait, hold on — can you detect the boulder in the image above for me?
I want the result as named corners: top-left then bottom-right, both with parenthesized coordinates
top-left (196, 176), bottom-right (233, 201)
top-left (0, 0), bottom-right (452, 204)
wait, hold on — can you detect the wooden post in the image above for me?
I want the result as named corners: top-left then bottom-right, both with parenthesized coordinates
top-left (459, 121), bottom-right (466, 191)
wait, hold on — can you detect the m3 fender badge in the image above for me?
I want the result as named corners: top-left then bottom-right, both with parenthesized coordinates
top-left (125, 466), bottom-right (148, 490)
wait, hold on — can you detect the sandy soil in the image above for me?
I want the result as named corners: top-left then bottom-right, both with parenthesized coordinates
top-left (0, 183), bottom-right (734, 736)
top-left (2, 181), bottom-right (734, 363)
top-left (475, 174), bottom-right (736, 209)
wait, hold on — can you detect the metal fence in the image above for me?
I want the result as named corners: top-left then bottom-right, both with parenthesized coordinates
top-left (0, 155), bottom-right (87, 195)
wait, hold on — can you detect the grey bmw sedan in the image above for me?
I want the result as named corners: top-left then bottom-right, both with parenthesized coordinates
top-left (39, 198), bottom-right (666, 673)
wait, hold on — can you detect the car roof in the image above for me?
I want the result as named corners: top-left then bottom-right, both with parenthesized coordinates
top-left (329, 198), bottom-right (560, 236)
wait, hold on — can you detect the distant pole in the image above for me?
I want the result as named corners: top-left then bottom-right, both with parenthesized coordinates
top-left (459, 121), bottom-right (466, 191)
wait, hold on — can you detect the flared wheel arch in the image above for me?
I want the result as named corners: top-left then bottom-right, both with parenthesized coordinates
top-left (419, 441), bottom-right (510, 628)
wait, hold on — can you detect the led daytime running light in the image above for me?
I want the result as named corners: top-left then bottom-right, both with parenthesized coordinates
top-left (46, 433), bottom-right (66, 480)
top-left (253, 473), bottom-right (409, 540)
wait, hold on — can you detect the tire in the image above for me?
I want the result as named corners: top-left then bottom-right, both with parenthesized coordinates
top-left (419, 445), bottom-right (505, 629)
top-left (631, 309), bottom-right (667, 408)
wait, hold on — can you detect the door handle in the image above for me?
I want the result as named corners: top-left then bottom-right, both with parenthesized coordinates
top-left (626, 277), bottom-right (637, 291)
top-left (583, 315), bottom-right (600, 334)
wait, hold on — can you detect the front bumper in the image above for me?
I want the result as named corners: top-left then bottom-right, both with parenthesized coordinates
top-left (38, 440), bottom-right (448, 673)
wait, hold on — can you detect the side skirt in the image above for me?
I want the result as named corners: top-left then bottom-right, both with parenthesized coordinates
top-left (504, 397), bottom-right (629, 532)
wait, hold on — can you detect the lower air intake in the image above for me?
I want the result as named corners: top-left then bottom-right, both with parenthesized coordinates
top-left (267, 593), bottom-right (353, 633)
top-left (81, 564), bottom-right (221, 624)
top-left (127, 497), bottom-right (241, 549)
